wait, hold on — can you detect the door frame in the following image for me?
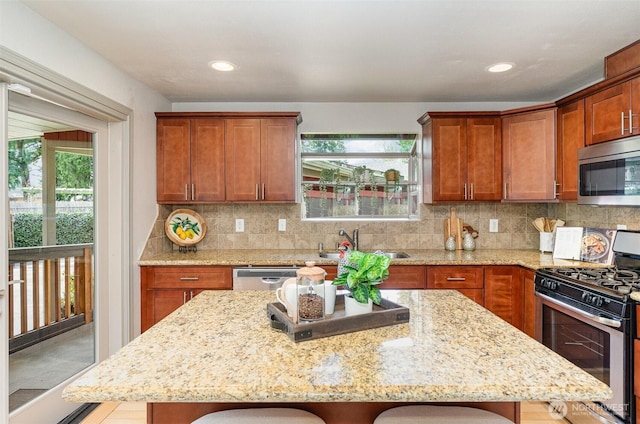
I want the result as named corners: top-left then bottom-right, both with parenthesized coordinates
top-left (1, 47), bottom-right (132, 424)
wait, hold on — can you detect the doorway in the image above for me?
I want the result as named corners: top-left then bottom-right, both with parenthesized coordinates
top-left (8, 110), bottom-right (95, 413)
top-left (1, 86), bottom-right (127, 424)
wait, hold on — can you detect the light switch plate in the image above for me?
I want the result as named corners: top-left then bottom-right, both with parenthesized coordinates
top-left (235, 219), bottom-right (244, 232)
top-left (278, 218), bottom-right (286, 231)
top-left (489, 219), bottom-right (499, 233)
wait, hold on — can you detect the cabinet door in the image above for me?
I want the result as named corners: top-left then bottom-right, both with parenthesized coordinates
top-left (467, 117), bottom-right (502, 200)
top-left (432, 118), bottom-right (467, 201)
top-left (502, 109), bottom-right (556, 201)
top-left (379, 266), bottom-right (427, 289)
top-left (261, 118), bottom-right (296, 201)
top-left (585, 80), bottom-right (632, 145)
top-left (484, 266), bottom-right (524, 330)
top-left (225, 119), bottom-right (262, 201)
top-left (556, 100), bottom-right (585, 201)
top-left (157, 119), bottom-right (191, 203)
top-left (191, 119), bottom-right (226, 201)
top-left (148, 289), bottom-right (191, 328)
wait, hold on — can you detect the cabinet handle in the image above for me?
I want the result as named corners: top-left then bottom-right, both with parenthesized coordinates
top-left (190, 290), bottom-right (195, 300)
top-left (191, 184), bottom-right (195, 200)
top-left (255, 184), bottom-right (259, 200)
top-left (622, 111), bottom-right (626, 135)
top-left (631, 110), bottom-right (638, 132)
top-left (553, 179), bottom-right (557, 199)
top-left (463, 183), bottom-right (467, 200)
top-left (503, 183), bottom-right (507, 199)
top-left (470, 183), bottom-right (474, 200)
top-left (183, 291), bottom-right (187, 304)
top-left (446, 277), bottom-right (466, 281)
top-left (179, 277), bottom-right (199, 281)
top-left (184, 184), bottom-right (188, 201)
top-left (262, 184), bottom-right (265, 200)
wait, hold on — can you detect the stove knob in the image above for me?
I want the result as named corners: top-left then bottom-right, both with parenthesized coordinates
top-left (581, 292), bottom-right (591, 303)
top-left (592, 296), bottom-right (604, 307)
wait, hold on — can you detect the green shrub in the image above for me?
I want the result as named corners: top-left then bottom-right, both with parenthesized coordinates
top-left (12, 213), bottom-right (42, 247)
top-left (12, 212), bottom-right (94, 247)
top-left (56, 213), bottom-right (94, 245)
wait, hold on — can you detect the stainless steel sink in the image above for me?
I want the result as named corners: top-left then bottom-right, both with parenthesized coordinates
top-left (318, 251), bottom-right (409, 259)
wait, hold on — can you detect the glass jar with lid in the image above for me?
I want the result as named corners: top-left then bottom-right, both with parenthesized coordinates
top-left (296, 261), bottom-right (326, 322)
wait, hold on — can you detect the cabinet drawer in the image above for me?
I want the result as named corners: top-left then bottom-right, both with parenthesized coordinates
top-left (427, 266), bottom-right (483, 289)
top-left (147, 266), bottom-right (232, 289)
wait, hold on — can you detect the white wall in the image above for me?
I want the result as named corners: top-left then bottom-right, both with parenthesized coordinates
top-left (174, 101), bottom-right (539, 134)
top-left (1, 0), bottom-right (170, 338)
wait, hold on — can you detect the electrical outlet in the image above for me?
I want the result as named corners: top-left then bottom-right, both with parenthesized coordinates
top-left (617, 224), bottom-right (627, 230)
top-left (278, 218), bottom-right (286, 232)
top-left (235, 218), bottom-right (244, 232)
top-left (489, 219), bottom-right (499, 233)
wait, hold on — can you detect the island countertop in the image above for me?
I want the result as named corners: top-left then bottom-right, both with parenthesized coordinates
top-left (138, 248), bottom-right (603, 269)
top-left (63, 290), bottom-right (611, 405)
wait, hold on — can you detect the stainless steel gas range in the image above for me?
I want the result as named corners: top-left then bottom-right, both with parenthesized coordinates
top-left (535, 230), bottom-right (640, 424)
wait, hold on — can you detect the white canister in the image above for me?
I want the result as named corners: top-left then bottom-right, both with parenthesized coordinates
top-left (323, 280), bottom-right (337, 315)
top-left (540, 232), bottom-right (554, 253)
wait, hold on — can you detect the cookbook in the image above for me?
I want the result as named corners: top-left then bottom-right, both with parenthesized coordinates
top-left (553, 227), bottom-right (617, 265)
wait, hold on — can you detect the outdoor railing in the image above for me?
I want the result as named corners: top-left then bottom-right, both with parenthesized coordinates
top-left (8, 244), bottom-right (93, 353)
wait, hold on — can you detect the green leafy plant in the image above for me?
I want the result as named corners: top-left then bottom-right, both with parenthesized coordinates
top-left (333, 250), bottom-right (390, 304)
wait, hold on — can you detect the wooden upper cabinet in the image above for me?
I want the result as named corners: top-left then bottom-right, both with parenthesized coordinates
top-left (585, 76), bottom-right (640, 144)
top-left (225, 119), bottom-right (262, 201)
top-left (156, 118), bottom-right (225, 203)
top-left (226, 117), bottom-right (297, 202)
top-left (467, 118), bottom-right (502, 201)
top-left (261, 118), bottom-right (297, 202)
top-left (556, 100), bottom-right (585, 201)
top-left (502, 107), bottom-right (556, 201)
top-left (427, 114), bottom-right (501, 202)
top-left (156, 112), bottom-right (301, 203)
top-left (432, 118), bottom-right (467, 201)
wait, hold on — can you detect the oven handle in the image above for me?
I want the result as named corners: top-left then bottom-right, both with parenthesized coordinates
top-left (581, 401), bottom-right (622, 424)
top-left (536, 292), bottom-right (622, 328)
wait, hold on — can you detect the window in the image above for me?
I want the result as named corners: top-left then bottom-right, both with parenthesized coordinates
top-left (300, 133), bottom-right (420, 220)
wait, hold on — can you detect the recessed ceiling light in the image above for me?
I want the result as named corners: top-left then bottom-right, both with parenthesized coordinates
top-left (209, 60), bottom-right (236, 72)
top-left (486, 62), bottom-right (514, 73)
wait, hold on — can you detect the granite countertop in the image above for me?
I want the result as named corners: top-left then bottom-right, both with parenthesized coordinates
top-left (139, 248), bottom-right (604, 269)
top-left (63, 290), bottom-right (611, 404)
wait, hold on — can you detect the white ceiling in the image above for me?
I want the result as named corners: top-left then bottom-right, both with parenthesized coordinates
top-left (17, 0), bottom-right (640, 103)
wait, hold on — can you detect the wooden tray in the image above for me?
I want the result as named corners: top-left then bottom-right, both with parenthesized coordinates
top-left (267, 295), bottom-right (410, 342)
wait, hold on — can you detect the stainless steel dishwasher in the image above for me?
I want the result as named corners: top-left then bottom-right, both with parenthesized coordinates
top-left (232, 267), bottom-right (299, 290)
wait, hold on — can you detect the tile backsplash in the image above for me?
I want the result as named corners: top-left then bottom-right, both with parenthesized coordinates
top-left (141, 202), bottom-right (640, 258)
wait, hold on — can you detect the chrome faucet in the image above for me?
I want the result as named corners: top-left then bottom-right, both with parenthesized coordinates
top-left (338, 228), bottom-right (359, 251)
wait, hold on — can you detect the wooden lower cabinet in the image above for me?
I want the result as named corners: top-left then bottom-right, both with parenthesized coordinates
top-left (484, 266), bottom-right (524, 331)
top-left (426, 265), bottom-right (484, 305)
top-left (325, 265), bottom-right (427, 289)
top-left (141, 266), bottom-right (232, 331)
top-left (380, 265), bottom-right (427, 289)
top-left (522, 269), bottom-right (536, 338)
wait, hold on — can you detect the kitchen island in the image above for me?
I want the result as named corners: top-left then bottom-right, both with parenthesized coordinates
top-left (63, 290), bottom-right (611, 424)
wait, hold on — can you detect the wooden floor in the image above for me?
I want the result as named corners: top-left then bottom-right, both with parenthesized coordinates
top-left (80, 401), bottom-right (570, 423)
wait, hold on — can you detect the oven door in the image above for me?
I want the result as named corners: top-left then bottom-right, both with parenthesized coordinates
top-left (535, 292), bottom-right (628, 423)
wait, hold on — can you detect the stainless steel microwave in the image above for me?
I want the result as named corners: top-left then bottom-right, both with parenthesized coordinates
top-left (578, 136), bottom-right (640, 206)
